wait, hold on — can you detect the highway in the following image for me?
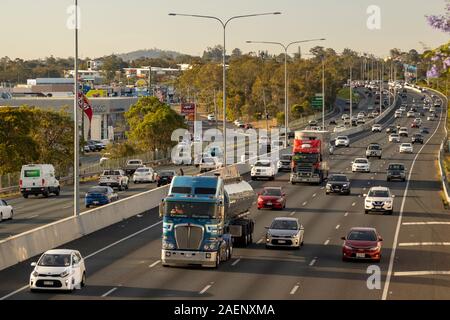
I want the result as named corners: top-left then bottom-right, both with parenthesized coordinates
top-left (0, 99), bottom-right (350, 239)
top-left (1, 87), bottom-right (447, 300)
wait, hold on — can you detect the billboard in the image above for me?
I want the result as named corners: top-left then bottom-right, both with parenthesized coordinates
top-left (181, 103), bottom-right (196, 115)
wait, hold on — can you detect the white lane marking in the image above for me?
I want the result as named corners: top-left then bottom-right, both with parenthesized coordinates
top-left (382, 98), bottom-right (445, 300)
top-left (394, 271), bottom-right (450, 277)
top-left (302, 201), bottom-right (307, 206)
top-left (344, 212), bottom-right (349, 217)
top-left (149, 260), bottom-right (161, 268)
top-left (324, 239), bottom-right (330, 246)
top-left (402, 222), bottom-right (450, 226)
top-left (312, 193), bottom-right (317, 198)
top-left (62, 205), bottom-right (72, 209)
top-left (371, 176), bottom-right (374, 180)
top-left (309, 258), bottom-right (317, 266)
top-left (257, 238), bottom-right (263, 244)
top-left (352, 202), bottom-right (356, 207)
top-left (290, 284), bottom-right (300, 295)
top-left (0, 285), bottom-right (28, 301)
top-left (399, 242), bottom-right (450, 247)
top-left (335, 224), bottom-right (340, 230)
top-left (29, 214), bottom-right (39, 219)
top-left (101, 287), bottom-right (117, 297)
top-left (231, 258), bottom-right (241, 267)
top-left (199, 282), bottom-right (214, 294)
top-left (320, 187), bottom-right (324, 190)
top-left (290, 211), bottom-right (295, 216)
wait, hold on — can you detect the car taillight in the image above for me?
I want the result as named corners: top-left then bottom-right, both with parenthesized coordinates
top-left (19, 179), bottom-right (22, 186)
top-left (157, 176), bottom-right (160, 181)
top-left (42, 179), bottom-right (45, 186)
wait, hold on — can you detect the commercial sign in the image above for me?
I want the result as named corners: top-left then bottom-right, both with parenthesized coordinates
top-left (181, 103), bottom-right (196, 115)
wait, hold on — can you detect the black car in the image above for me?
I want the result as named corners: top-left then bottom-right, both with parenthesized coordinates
top-left (411, 133), bottom-right (424, 144)
top-left (277, 154), bottom-right (292, 172)
top-left (421, 127), bottom-right (430, 134)
top-left (157, 170), bottom-right (177, 187)
top-left (329, 119), bottom-right (337, 125)
top-left (387, 163), bottom-right (406, 182)
top-left (386, 126), bottom-right (397, 134)
top-left (326, 174), bottom-right (351, 195)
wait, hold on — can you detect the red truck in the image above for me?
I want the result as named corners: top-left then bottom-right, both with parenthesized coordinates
top-left (290, 130), bottom-right (330, 185)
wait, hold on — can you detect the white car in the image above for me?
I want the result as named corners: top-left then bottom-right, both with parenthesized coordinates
top-left (407, 110), bottom-right (415, 118)
top-left (334, 125), bottom-right (346, 133)
top-left (371, 124), bottom-right (382, 132)
top-left (29, 249), bottom-right (86, 292)
top-left (341, 114), bottom-right (350, 121)
top-left (399, 106), bottom-right (406, 112)
top-left (207, 114), bottom-right (216, 121)
top-left (394, 111), bottom-right (402, 118)
top-left (335, 136), bottom-right (350, 147)
top-left (352, 158), bottom-right (370, 173)
top-left (132, 167), bottom-right (156, 183)
top-left (259, 136), bottom-right (269, 145)
top-left (399, 127), bottom-right (408, 137)
top-left (199, 157), bottom-right (222, 172)
top-left (371, 111), bottom-right (379, 117)
top-left (0, 199), bottom-right (13, 221)
top-left (389, 134), bottom-right (400, 143)
top-left (251, 159), bottom-right (278, 180)
top-left (399, 143), bottom-right (413, 153)
top-left (427, 116), bottom-right (434, 121)
top-left (234, 120), bottom-right (244, 127)
top-left (364, 186), bottom-right (394, 215)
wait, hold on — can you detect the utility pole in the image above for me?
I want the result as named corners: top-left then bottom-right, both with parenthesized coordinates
top-left (73, 0), bottom-right (80, 217)
top-left (262, 88), bottom-right (269, 132)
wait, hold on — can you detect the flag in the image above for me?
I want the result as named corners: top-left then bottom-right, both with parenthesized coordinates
top-left (77, 92), bottom-right (93, 123)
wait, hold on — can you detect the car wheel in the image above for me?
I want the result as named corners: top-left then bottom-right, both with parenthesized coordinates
top-left (387, 177), bottom-right (390, 182)
top-left (55, 187), bottom-right (60, 196)
top-left (43, 192), bottom-right (49, 198)
top-left (9, 210), bottom-right (13, 220)
top-left (81, 272), bottom-right (86, 287)
top-left (23, 194), bottom-right (28, 199)
top-left (373, 258), bottom-right (381, 263)
top-left (214, 252), bottom-right (220, 268)
top-left (86, 205), bottom-right (90, 208)
top-left (342, 256), bottom-right (348, 262)
top-left (0, 213), bottom-right (2, 222)
top-left (291, 181), bottom-right (296, 185)
top-left (365, 210), bottom-right (369, 214)
top-left (125, 183), bottom-right (129, 190)
top-left (326, 191), bottom-right (329, 195)
top-left (118, 184), bottom-right (123, 191)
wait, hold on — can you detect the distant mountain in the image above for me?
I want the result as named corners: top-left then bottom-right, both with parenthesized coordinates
top-left (116, 48), bottom-right (185, 61)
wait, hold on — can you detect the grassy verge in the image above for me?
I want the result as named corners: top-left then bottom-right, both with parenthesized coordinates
top-left (337, 88), bottom-right (360, 103)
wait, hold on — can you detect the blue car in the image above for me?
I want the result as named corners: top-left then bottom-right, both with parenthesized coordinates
top-left (85, 186), bottom-right (118, 208)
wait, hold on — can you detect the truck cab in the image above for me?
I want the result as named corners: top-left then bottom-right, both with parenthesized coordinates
top-left (160, 167), bottom-right (255, 268)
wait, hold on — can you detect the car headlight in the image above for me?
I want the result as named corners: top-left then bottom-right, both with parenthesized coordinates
top-left (342, 184), bottom-right (348, 188)
top-left (60, 270), bottom-right (70, 278)
top-left (385, 200), bottom-right (392, 205)
top-left (369, 246), bottom-right (380, 251)
top-left (365, 199), bottom-right (372, 203)
top-left (32, 270), bottom-right (39, 277)
top-left (326, 183), bottom-right (331, 188)
top-left (276, 198), bottom-right (283, 203)
top-left (344, 245), bottom-right (353, 250)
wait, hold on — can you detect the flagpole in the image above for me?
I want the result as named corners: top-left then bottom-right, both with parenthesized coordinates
top-left (74, 0), bottom-right (80, 217)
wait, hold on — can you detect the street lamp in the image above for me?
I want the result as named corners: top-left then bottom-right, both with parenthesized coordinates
top-left (246, 38), bottom-right (325, 146)
top-left (74, 0), bottom-right (80, 217)
top-left (169, 12), bottom-right (281, 166)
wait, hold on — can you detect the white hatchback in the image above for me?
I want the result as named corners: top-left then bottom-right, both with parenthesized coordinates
top-left (389, 134), bottom-right (400, 143)
top-left (399, 143), bottom-right (413, 153)
top-left (0, 199), bottom-right (13, 221)
top-left (335, 136), bottom-right (350, 147)
top-left (30, 249), bottom-right (86, 292)
top-left (133, 167), bottom-right (156, 183)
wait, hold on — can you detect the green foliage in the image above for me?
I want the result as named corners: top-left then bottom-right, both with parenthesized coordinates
top-left (125, 97), bottom-right (187, 151)
top-left (0, 107), bottom-right (73, 175)
top-left (276, 112), bottom-right (285, 126)
top-left (104, 141), bottom-right (137, 159)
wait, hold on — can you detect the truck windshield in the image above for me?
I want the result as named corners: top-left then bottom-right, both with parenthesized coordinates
top-left (165, 201), bottom-right (218, 219)
top-left (293, 154), bottom-right (319, 163)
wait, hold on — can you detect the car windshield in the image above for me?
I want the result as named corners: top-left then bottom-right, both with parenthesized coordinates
top-left (355, 159), bottom-right (367, 164)
top-left (270, 220), bottom-right (298, 230)
top-left (103, 170), bottom-right (120, 175)
top-left (389, 164), bottom-right (404, 170)
top-left (136, 168), bottom-right (150, 173)
top-left (368, 190), bottom-right (390, 197)
top-left (368, 145), bottom-right (380, 150)
top-left (347, 230), bottom-right (377, 241)
top-left (402, 144), bottom-right (411, 147)
top-left (391, 134), bottom-right (399, 137)
top-left (280, 155), bottom-right (292, 160)
top-left (164, 201), bottom-right (218, 218)
top-left (255, 161), bottom-right (270, 167)
top-left (203, 158), bottom-right (215, 163)
top-left (88, 187), bottom-right (108, 194)
top-left (160, 171), bottom-right (174, 177)
top-left (337, 136), bottom-right (347, 140)
top-left (38, 254), bottom-right (71, 267)
top-left (128, 161), bottom-right (141, 165)
top-left (329, 175), bottom-right (348, 182)
top-left (263, 188), bottom-right (282, 196)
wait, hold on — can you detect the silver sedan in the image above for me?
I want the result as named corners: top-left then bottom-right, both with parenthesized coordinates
top-left (265, 217), bottom-right (304, 249)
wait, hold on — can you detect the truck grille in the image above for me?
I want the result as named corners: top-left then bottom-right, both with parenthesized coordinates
top-left (175, 225), bottom-right (203, 250)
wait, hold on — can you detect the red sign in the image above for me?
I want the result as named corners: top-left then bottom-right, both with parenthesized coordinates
top-left (77, 92), bottom-right (93, 123)
top-left (181, 103), bottom-right (196, 115)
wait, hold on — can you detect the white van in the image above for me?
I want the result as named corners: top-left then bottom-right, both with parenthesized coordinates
top-left (20, 164), bottom-right (60, 198)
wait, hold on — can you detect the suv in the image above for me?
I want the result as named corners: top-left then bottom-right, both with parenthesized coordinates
top-left (387, 163), bottom-right (406, 182)
top-left (99, 169), bottom-right (129, 191)
top-left (371, 124), bottom-right (382, 132)
top-left (366, 143), bottom-right (382, 159)
top-left (399, 127), bottom-right (408, 137)
top-left (277, 154), bottom-right (293, 172)
top-left (335, 136), bottom-right (350, 147)
top-left (326, 174), bottom-right (351, 195)
top-left (411, 133), bottom-right (424, 144)
top-left (364, 186), bottom-right (395, 215)
top-left (251, 159), bottom-right (277, 180)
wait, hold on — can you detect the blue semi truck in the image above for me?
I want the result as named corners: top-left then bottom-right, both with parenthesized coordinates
top-left (159, 166), bottom-right (256, 268)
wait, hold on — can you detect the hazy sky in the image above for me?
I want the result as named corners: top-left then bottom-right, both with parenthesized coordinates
top-left (1, 0), bottom-right (448, 60)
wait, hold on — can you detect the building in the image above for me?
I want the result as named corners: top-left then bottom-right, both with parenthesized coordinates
top-left (64, 70), bottom-right (104, 84)
top-left (123, 66), bottom-right (181, 79)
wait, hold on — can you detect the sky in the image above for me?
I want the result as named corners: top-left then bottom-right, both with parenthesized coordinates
top-left (1, 0), bottom-right (448, 60)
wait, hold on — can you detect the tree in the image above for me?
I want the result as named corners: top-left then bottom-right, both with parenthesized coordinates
top-left (125, 97), bottom-right (187, 151)
top-left (202, 45), bottom-right (224, 62)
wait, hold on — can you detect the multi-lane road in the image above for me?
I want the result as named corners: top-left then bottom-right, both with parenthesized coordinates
top-left (1, 87), bottom-right (446, 300)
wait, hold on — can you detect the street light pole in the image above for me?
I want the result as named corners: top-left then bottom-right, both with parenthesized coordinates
top-left (246, 38), bottom-right (325, 145)
top-left (322, 57), bottom-right (325, 130)
top-left (170, 12), bottom-right (281, 166)
top-left (73, 0), bottom-right (80, 217)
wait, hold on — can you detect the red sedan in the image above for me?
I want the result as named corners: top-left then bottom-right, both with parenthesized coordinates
top-left (257, 187), bottom-right (286, 210)
top-left (411, 122), bottom-right (420, 128)
top-left (341, 227), bottom-right (382, 262)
